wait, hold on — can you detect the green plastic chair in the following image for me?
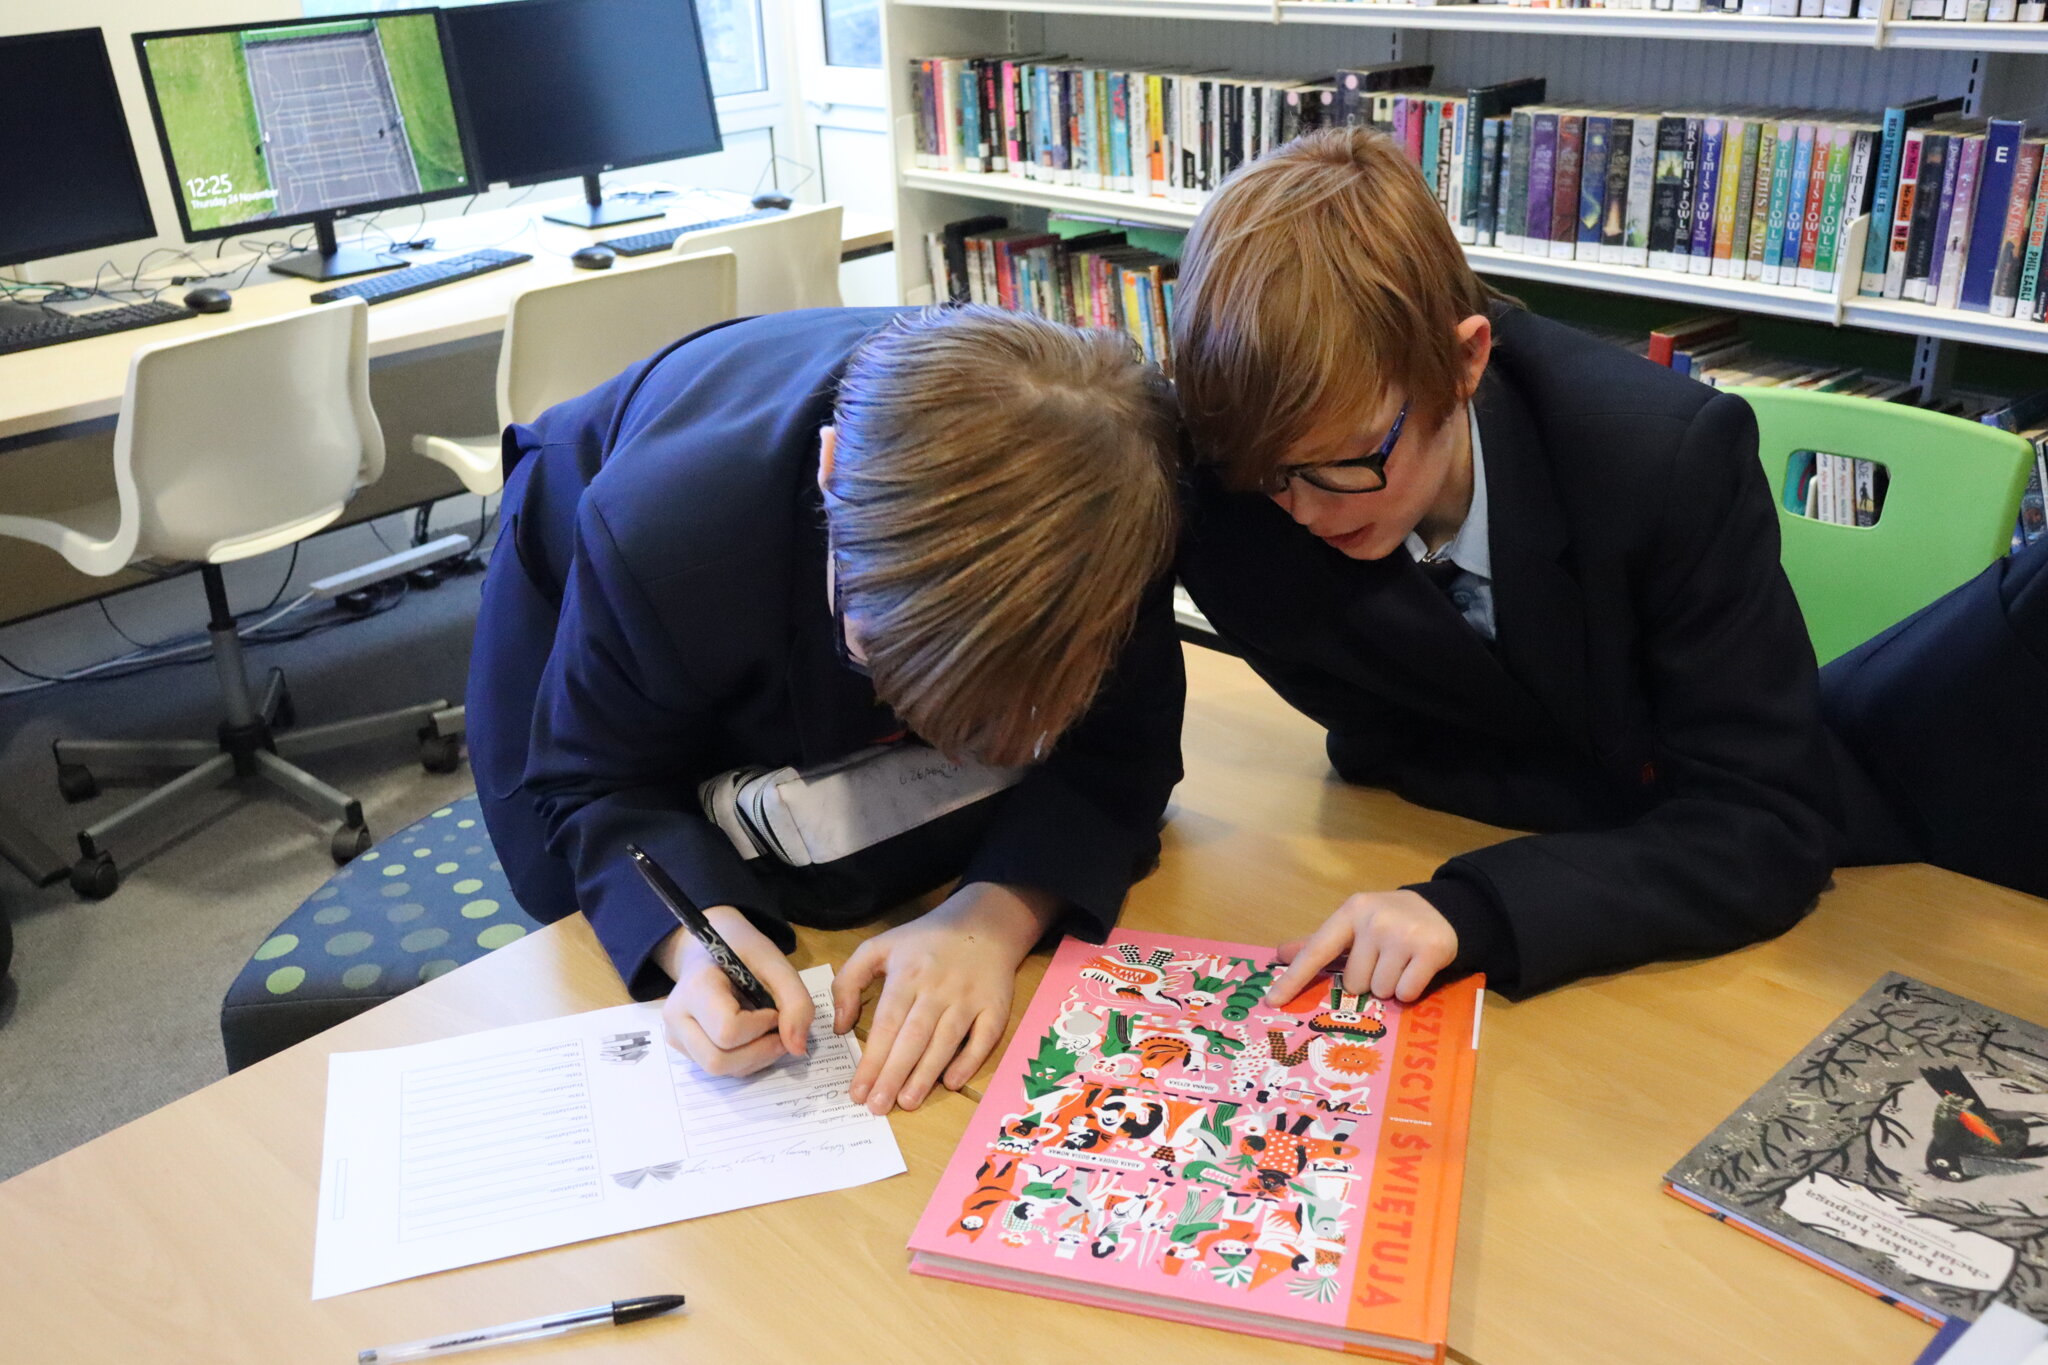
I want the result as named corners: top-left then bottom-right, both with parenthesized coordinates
top-left (1730, 386), bottom-right (2034, 666)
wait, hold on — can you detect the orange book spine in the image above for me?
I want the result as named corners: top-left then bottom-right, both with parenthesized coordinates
top-left (1344, 978), bottom-right (1483, 1359)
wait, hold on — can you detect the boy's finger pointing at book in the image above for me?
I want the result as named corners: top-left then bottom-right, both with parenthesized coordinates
top-left (1267, 916), bottom-right (1355, 1005)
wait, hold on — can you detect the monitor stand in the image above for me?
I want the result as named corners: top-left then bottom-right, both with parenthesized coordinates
top-left (543, 174), bottom-right (665, 230)
top-left (269, 215), bottom-right (405, 282)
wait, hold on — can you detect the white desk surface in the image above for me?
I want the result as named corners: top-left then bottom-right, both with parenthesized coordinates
top-left (1, 191), bottom-right (894, 444)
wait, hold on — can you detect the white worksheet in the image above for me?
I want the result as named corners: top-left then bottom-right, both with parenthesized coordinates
top-left (311, 965), bottom-right (903, 1298)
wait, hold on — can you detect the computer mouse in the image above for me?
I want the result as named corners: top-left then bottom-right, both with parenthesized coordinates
top-left (570, 245), bottom-right (616, 271)
top-left (750, 192), bottom-right (793, 212)
top-left (183, 286), bottom-right (233, 314)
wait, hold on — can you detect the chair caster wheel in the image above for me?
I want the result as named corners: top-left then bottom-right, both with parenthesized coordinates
top-left (331, 823), bottom-right (373, 865)
top-left (57, 763), bottom-right (99, 804)
top-left (419, 731), bottom-right (463, 774)
top-left (71, 853), bottom-right (118, 899)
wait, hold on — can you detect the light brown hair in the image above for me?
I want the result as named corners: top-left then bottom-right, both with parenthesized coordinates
top-left (1172, 126), bottom-right (1512, 489)
top-left (826, 305), bottom-right (1178, 767)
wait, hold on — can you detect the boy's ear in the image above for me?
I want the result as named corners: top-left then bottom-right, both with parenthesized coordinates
top-left (1455, 314), bottom-right (1493, 400)
top-left (817, 425), bottom-right (838, 492)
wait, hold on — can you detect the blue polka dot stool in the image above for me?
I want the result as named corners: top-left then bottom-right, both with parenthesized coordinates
top-left (219, 793), bottom-right (542, 1071)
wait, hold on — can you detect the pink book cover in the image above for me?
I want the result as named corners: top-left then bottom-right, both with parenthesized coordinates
top-left (907, 930), bottom-right (1485, 1362)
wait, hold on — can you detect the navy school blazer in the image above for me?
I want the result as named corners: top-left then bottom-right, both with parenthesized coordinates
top-left (1177, 307), bottom-right (1855, 999)
top-left (482, 307), bottom-right (1187, 997)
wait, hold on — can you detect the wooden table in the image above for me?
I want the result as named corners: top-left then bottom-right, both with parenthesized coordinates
top-left (3, 646), bottom-right (2041, 1364)
top-left (0, 192), bottom-right (893, 444)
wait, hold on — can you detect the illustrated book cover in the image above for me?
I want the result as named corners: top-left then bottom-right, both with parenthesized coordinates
top-left (1665, 974), bottom-right (2048, 1326)
top-left (907, 929), bottom-right (1485, 1361)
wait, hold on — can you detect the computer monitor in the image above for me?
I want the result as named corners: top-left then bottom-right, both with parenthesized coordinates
top-left (0, 29), bottom-right (158, 273)
top-left (133, 10), bottom-right (478, 280)
top-left (440, 0), bottom-right (722, 229)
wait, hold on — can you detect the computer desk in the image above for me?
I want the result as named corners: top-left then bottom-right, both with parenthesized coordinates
top-left (0, 192), bottom-right (895, 445)
top-left (2, 644), bottom-right (2040, 1364)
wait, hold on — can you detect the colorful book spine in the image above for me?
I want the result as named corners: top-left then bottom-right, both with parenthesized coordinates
top-left (1673, 116), bottom-right (1702, 270)
top-left (1552, 112), bottom-right (1585, 259)
top-left (1527, 111), bottom-right (1559, 256)
top-left (1601, 115), bottom-right (1634, 265)
top-left (1809, 132), bottom-right (1854, 294)
top-left (1688, 117), bottom-right (1724, 274)
top-left (1960, 119), bottom-right (2026, 312)
top-left (1763, 122), bottom-right (1799, 286)
top-left (1825, 129), bottom-right (1877, 295)
top-left (1902, 133), bottom-right (1951, 303)
top-left (1747, 121), bottom-right (1779, 282)
top-left (1477, 116), bottom-right (1505, 247)
top-left (1624, 115), bottom-right (1657, 269)
top-left (1649, 115), bottom-right (1689, 271)
top-left (1884, 128), bottom-right (1928, 298)
top-left (2001, 143), bottom-right (2048, 319)
top-left (1711, 118), bottom-right (1745, 276)
top-left (1861, 106), bottom-right (1911, 295)
top-left (1723, 119), bottom-right (1761, 279)
top-left (1579, 116), bottom-right (1611, 259)
top-left (1931, 135), bottom-right (1981, 311)
top-left (1793, 124), bottom-right (1829, 287)
top-left (1503, 111), bottom-right (1533, 255)
top-left (1989, 141), bottom-right (2044, 319)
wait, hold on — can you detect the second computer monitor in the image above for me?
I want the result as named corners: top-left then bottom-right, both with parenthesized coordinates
top-left (133, 10), bottom-right (476, 279)
top-left (0, 28), bottom-right (158, 272)
top-left (441, 0), bottom-right (723, 229)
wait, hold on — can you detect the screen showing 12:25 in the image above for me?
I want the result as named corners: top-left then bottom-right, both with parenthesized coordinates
top-left (140, 13), bottom-right (468, 236)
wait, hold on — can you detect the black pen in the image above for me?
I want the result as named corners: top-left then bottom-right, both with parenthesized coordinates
top-left (358, 1294), bottom-right (686, 1362)
top-left (626, 842), bottom-right (777, 1010)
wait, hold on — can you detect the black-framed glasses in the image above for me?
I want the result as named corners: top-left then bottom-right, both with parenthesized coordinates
top-left (1256, 402), bottom-right (1410, 496)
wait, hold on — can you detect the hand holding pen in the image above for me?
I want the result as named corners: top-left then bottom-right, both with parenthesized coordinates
top-left (629, 843), bottom-right (815, 1078)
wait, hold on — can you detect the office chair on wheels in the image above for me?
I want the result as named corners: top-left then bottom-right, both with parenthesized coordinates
top-left (0, 301), bottom-right (458, 899)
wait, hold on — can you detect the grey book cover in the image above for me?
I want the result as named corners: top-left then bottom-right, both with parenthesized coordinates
top-left (1665, 974), bottom-right (2048, 1324)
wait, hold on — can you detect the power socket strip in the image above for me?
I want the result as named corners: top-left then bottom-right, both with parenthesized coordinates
top-left (310, 533), bottom-right (473, 601)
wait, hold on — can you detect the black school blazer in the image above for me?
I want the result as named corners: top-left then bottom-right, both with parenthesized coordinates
top-left (484, 307), bottom-right (1186, 994)
top-left (1177, 307), bottom-right (1846, 997)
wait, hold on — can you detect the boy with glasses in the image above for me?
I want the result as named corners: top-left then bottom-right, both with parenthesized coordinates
top-left (1173, 128), bottom-right (2045, 1006)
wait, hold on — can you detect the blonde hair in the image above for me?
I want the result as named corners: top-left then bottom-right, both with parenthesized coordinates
top-left (827, 306), bottom-right (1178, 767)
top-left (1172, 127), bottom-right (1512, 489)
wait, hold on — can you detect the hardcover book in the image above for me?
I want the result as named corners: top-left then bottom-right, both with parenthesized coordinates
top-left (908, 930), bottom-right (1486, 1363)
top-left (1665, 974), bottom-right (2048, 1327)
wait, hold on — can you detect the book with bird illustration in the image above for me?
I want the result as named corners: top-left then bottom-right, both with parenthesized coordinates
top-left (1665, 974), bottom-right (2048, 1326)
top-left (906, 929), bottom-right (1485, 1362)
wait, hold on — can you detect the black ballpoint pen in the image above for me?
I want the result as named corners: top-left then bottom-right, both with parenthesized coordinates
top-left (626, 841), bottom-right (777, 1010)
top-left (358, 1294), bottom-right (687, 1362)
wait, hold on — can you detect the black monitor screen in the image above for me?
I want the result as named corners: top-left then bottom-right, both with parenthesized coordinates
top-left (134, 10), bottom-right (476, 241)
top-left (0, 29), bottom-right (158, 269)
top-left (442, 0), bottom-right (722, 187)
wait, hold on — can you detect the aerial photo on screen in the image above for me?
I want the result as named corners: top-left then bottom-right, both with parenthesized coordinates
top-left (144, 15), bottom-right (467, 233)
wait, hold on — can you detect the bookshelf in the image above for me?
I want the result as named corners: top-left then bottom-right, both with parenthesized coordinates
top-left (890, 0), bottom-right (2048, 52)
top-left (883, 3), bottom-right (2048, 360)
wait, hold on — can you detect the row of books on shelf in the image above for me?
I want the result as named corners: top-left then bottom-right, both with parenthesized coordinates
top-left (1611, 313), bottom-right (2048, 542)
top-left (1291, 0), bottom-right (2048, 17)
top-left (907, 55), bottom-right (2048, 322)
top-left (921, 214), bottom-right (1179, 370)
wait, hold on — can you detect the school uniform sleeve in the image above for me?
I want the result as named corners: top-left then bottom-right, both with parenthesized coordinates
top-left (523, 495), bottom-right (792, 1002)
top-left (958, 573), bottom-right (1187, 939)
top-left (1415, 394), bottom-right (1843, 997)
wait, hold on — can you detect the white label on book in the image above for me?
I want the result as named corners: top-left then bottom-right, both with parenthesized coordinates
top-left (1780, 1173), bottom-right (2018, 1292)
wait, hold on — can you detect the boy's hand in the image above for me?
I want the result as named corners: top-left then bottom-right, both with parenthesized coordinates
top-left (1268, 890), bottom-right (1458, 1005)
top-left (832, 882), bottom-right (1056, 1115)
top-left (656, 907), bottom-right (814, 1078)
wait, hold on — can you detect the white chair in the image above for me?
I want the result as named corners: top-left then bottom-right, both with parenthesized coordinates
top-left (670, 202), bottom-right (843, 315)
top-left (0, 301), bottom-right (454, 898)
top-left (412, 247), bottom-right (740, 497)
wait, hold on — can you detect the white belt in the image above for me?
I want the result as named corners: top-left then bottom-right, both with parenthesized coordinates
top-left (698, 743), bottom-right (1025, 867)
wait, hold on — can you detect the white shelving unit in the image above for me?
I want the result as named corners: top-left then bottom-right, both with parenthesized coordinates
top-left (883, 0), bottom-right (2048, 357)
top-left (891, 0), bottom-right (2048, 50)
